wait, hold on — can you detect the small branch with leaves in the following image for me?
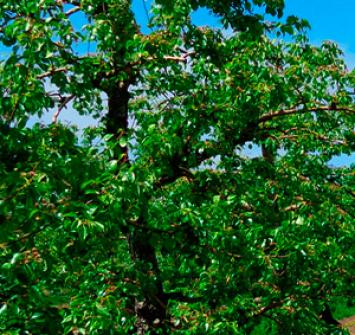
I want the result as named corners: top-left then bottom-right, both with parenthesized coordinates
top-left (52, 94), bottom-right (75, 123)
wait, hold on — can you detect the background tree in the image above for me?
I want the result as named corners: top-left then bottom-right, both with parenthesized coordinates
top-left (0, 0), bottom-right (354, 334)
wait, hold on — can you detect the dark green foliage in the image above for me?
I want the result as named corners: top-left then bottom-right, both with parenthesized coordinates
top-left (0, 1), bottom-right (354, 334)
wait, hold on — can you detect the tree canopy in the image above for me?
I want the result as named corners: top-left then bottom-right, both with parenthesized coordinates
top-left (0, 0), bottom-right (354, 334)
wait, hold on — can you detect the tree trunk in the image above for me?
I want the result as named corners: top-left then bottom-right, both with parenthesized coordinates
top-left (105, 82), bottom-right (167, 334)
top-left (129, 225), bottom-right (167, 334)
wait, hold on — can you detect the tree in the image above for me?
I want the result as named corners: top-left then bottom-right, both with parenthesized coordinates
top-left (0, 0), bottom-right (354, 334)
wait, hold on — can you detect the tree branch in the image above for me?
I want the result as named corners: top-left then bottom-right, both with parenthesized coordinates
top-left (52, 94), bottom-right (75, 123)
top-left (259, 105), bottom-right (355, 123)
top-left (65, 6), bottom-right (81, 16)
top-left (37, 66), bottom-right (68, 79)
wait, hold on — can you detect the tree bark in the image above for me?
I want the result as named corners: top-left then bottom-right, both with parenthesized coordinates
top-left (105, 81), bottom-right (167, 334)
top-left (106, 84), bottom-right (129, 136)
top-left (129, 225), bottom-right (167, 334)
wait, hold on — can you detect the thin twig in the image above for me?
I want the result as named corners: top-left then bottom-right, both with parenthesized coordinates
top-left (65, 6), bottom-right (80, 16)
top-left (52, 94), bottom-right (75, 123)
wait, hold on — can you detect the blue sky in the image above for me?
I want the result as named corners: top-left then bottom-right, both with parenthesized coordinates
top-left (285, 0), bottom-right (355, 68)
top-left (2, 1), bottom-right (354, 165)
top-left (133, 0), bottom-right (355, 68)
top-left (131, 1), bottom-right (355, 167)
top-left (2, 1), bottom-right (354, 68)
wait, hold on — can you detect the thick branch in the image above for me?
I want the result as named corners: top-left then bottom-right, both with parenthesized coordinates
top-left (37, 67), bottom-right (68, 79)
top-left (182, 104), bottom-right (354, 173)
top-left (259, 105), bottom-right (355, 123)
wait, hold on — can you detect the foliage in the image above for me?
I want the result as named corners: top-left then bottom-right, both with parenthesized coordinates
top-left (333, 297), bottom-right (355, 321)
top-left (0, 0), bottom-right (354, 334)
